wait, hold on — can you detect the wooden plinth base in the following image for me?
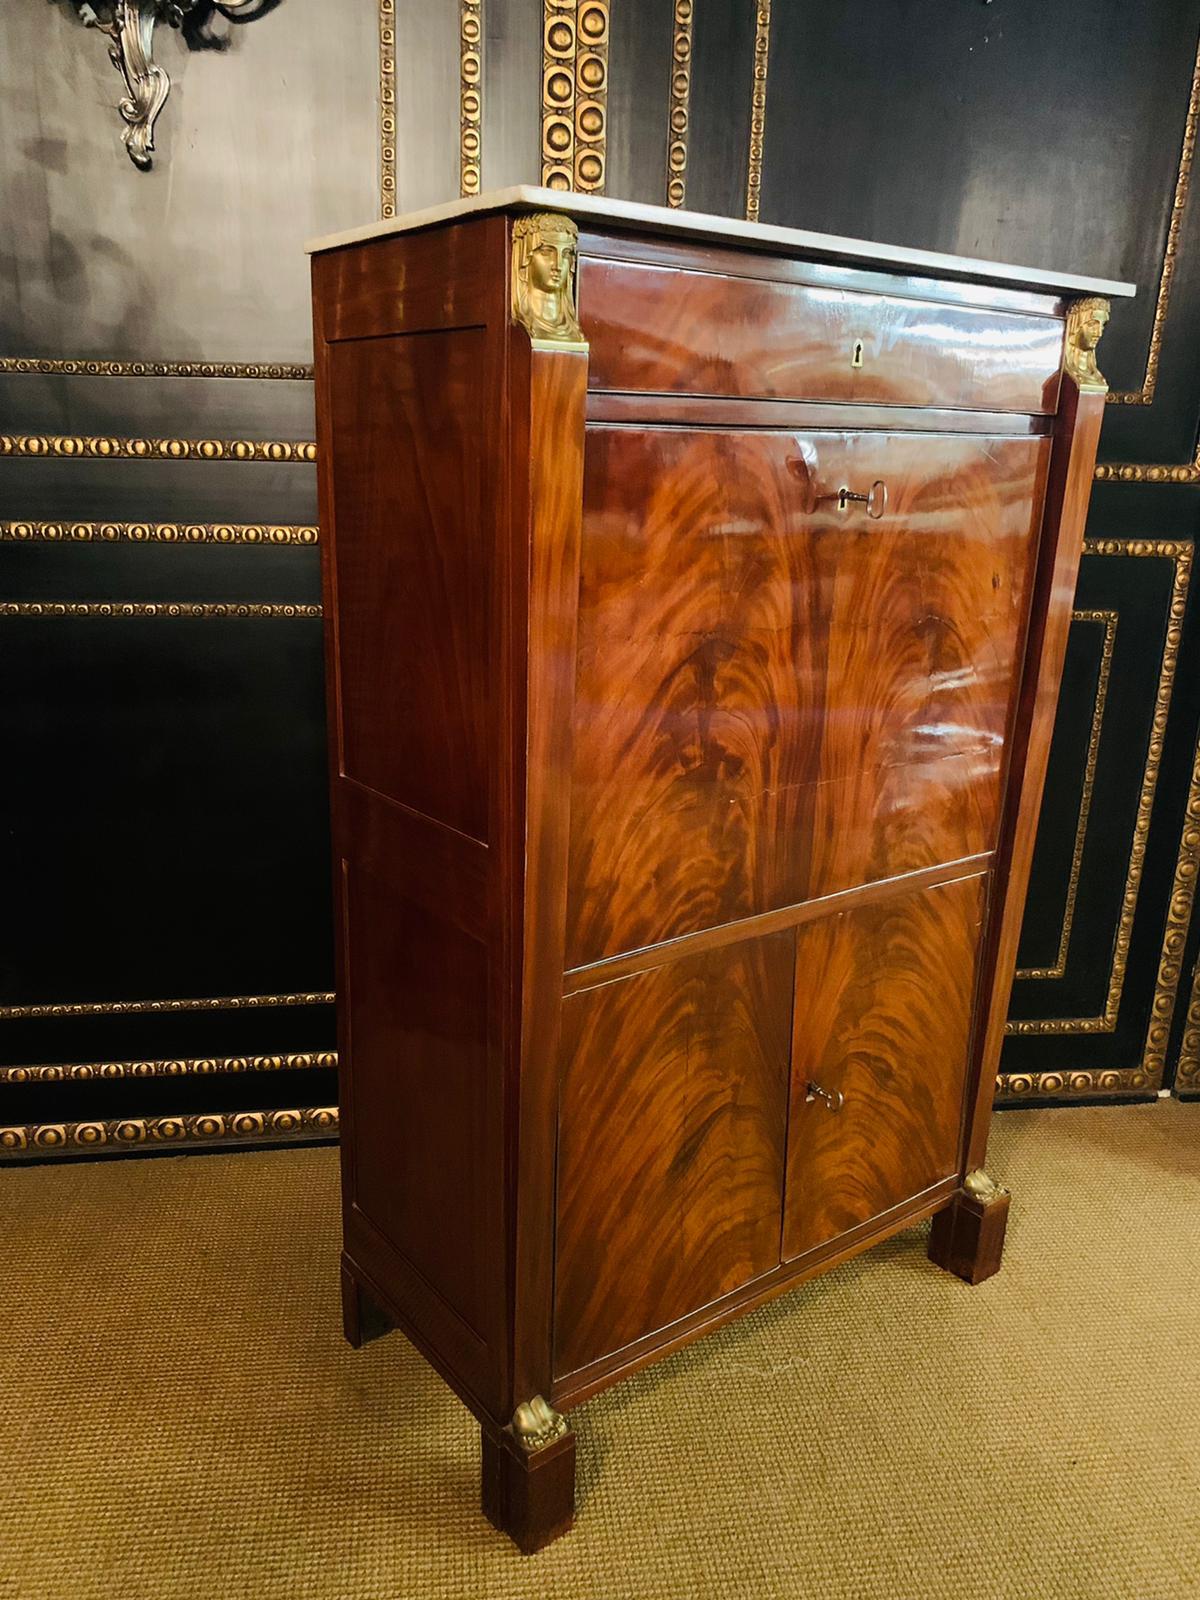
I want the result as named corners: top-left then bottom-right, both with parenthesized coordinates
top-left (340, 1261), bottom-right (393, 1348)
top-left (481, 1422), bottom-right (576, 1554)
top-left (928, 1173), bottom-right (1011, 1285)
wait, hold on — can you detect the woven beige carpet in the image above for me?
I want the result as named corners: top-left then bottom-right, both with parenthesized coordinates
top-left (1, 1101), bottom-right (1197, 1599)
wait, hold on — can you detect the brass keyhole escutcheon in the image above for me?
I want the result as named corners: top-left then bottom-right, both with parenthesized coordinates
top-left (851, 339), bottom-right (865, 369)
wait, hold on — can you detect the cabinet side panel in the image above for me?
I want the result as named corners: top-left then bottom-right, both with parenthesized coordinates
top-left (326, 329), bottom-right (489, 841)
top-left (554, 931), bottom-right (793, 1380)
top-left (313, 216), bottom-right (512, 1421)
top-left (344, 863), bottom-right (491, 1341)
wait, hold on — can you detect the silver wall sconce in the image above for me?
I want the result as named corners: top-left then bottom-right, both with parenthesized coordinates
top-left (69, 1), bottom-right (275, 170)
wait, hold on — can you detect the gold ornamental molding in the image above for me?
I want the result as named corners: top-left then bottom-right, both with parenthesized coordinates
top-left (0, 435), bottom-right (316, 462)
top-left (1109, 33), bottom-right (1199, 406)
top-left (1005, 539), bottom-right (1192, 1040)
top-left (0, 357), bottom-right (312, 380)
top-left (1095, 444), bottom-right (1200, 486)
top-left (0, 1105), bottom-right (338, 1159)
top-left (1143, 724), bottom-right (1200, 1085)
top-left (573, 1), bottom-right (609, 193)
top-left (666, 0), bottom-right (693, 209)
top-left (0, 991), bottom-right (333, 1020)
top-left (380, 0), bottom-right (396, 218)
top-left (460, 1), bottom-right (483, 198)
top-left (542, 1), bottom-right (577, 190)
top-left (1014, 609), bottom-right (1117, 982)
top-left (744, 0), bottom-right (771, 222)
top-left (1175, 953), bottom-right (1200, 1092)
top-left (0, 521), bottom-right (318, 546)
top-left (0, 602), bottom-right (320, 618)
top-left (540, 2), bottom-right (609, 194)
top-left (0, 1051), bottom-right (335, 1084)
top-left (995, 1068), bottom-right (1155, 1103)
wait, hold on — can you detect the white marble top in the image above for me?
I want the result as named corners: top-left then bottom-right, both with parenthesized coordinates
top-left (307, 185), bottom-right (1134, 300)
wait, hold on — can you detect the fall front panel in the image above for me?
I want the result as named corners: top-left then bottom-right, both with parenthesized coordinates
top-left (566, 425), bottom-right (1046, 967)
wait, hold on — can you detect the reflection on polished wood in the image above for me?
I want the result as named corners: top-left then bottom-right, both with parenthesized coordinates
top-left (567, 427), bottom-right (1045, 966)
top-left (784, 873), bottom-right (985, 1260)
top-left (581, 254), bottom-right (1065, 412)
top-left (311, 196), bottom-right (1117, 1549)
top-left (555, 932), bottom-right (792, 1377)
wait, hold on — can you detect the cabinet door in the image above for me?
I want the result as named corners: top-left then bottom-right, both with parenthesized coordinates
top-left (783, 873), bottom-right (986, 1262)
top-left (554, 931), bottom-right (793, 1380)
top-left (567, 426), bottom-right (1045, 968)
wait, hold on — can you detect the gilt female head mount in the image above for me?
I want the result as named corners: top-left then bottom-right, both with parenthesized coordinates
top-left (1064, 295), bottom-right (1111, 393)
top-left (511, 213), bottom-right (588, 351)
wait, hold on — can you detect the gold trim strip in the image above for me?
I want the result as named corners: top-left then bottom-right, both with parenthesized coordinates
top-left (573, 1), bottom-right (609, 194)
top-left (996, 1068), bottom-right (1155, 1102)
top-left (1015, 609), bottom-right (1117, 981)
top-left (1005, 539), bottom-right (1192, 1039)
top-left (0, 521), bottom-right (318, 546)
top-left (1108, 34), bottom-right (1199, 405)
top-left (1, 603), bottom-right (321, 618)
top-left (0, 1052), bottom-right (336, 1084)
top-left (1095, 444), bottom-right (1200, 485)
top-left (0, 435), bottom-right (316, 462)
top-left (542, 0), bottom-right (577, 190)
top-left (0, 1105), bottom-right (338, 1158)
top-left (1175, 951), bottom-right (1200, 1092)
top-left (460, 0), bottom-right (483, 197)
top-left (666, 0), bottom-right (693, 208)
top-left (745, 1), bottom-right (771, 222)
top-left (380, 0), bottom-right (397, 218)
top-left (0, 992), bottom-right (334, 1020)
top-left (0, 357), bottom-right (313, 380)
top-left (1143, 726), bottom-right (1200, 1082)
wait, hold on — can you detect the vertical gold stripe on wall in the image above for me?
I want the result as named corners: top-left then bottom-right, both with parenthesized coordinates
top-left (460, 1), bottom-right (484, 195)
top-left (543, 1), bottom-right (577, 189)
top-left (666, 0), bottom-right (693, 207)
top-left (1143, 727), bottom-right (1200, 1083)
top-left (574, 2), bottom-right (610, 193)
top-left (379, 0), bottom-right (397, 217)
top-left (745, 0), bottom-right (771, 221)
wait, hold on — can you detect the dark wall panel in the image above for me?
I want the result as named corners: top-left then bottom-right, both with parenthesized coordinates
top-left (2, 1), bottom-right (1199, 1150)
top-left (0, 4), bottom-right (377, 366)
top-left (605, 0), bottom-right (673, 205)
top-left (685, 0), bottom-right (756, 219)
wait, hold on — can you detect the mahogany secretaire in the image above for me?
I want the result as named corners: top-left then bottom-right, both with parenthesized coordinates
top-left (308, 188), bottom-right (1131, 1551)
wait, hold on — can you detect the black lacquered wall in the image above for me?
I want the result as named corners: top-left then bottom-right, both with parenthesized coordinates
top-left (3, 1), bottom-right (1199, 1160)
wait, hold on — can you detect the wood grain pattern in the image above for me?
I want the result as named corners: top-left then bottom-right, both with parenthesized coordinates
top-left (581, 256), bottom-right (1064, 412)
top-left (783, 873), bottom-right (986, 1261)
top-left (962, 378), bottom-right (1109, 1172)
top-left (326, 327), bottom-right (488, 841)
top-left (343, 865), bottom-right (494, 1342)
top-left (509, 336), bottom-right (590, 1410)
top-left (554, 931), bottom-right (793, 1379)
top-left (312, 204), bottom-right (1112, 1549)
top-left (566, 426), bottom-right (1046, 965)
top-left (314, 213), bottom-right (514, 1426)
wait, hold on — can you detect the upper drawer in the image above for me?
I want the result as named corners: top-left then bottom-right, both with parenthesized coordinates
top-left (580, 256), bottom-right (1064, 414)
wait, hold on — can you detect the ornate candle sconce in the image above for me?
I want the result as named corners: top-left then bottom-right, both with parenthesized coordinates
top-left (68, 0), bottom-right (277, 170)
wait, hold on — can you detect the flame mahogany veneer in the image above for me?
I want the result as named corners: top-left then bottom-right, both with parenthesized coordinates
top-left (310, 193), bottom-right (1123, 1552)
